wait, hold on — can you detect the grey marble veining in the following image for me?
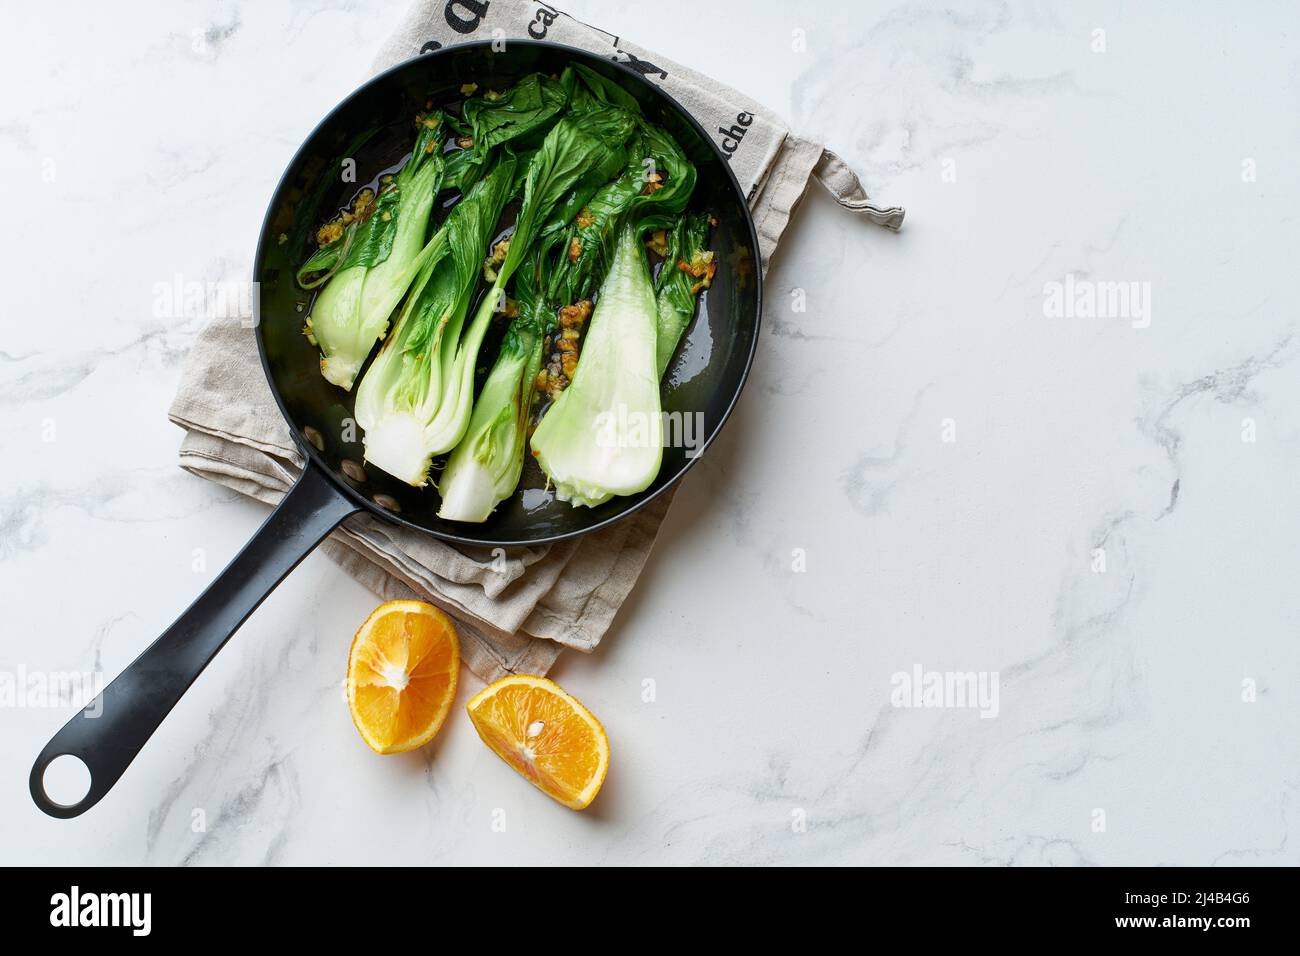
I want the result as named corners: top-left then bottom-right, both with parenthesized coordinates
top-left (2, 0), bottom-right (1297, 865)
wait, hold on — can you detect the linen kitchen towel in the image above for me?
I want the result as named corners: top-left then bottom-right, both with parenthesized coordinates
top-left (168, 0), bottom-right (904, 681)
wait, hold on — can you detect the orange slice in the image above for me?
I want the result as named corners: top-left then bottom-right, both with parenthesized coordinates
top-left (466, 675), bottom-right (609, 809)
top-left (346, 600), bottom-right (459, 754)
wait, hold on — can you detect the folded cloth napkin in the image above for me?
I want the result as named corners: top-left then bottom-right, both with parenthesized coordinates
top-left (168, 0), bottom-right (903, 682)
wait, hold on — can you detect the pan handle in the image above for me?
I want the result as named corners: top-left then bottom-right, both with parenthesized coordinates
top-left (29, 459), bottom-right (361, 818)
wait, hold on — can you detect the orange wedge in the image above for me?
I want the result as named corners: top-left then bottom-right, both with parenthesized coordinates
top-left (346, 600), bottom-right (459, 754)
top-left (466, 675), bottom-right (609, 810)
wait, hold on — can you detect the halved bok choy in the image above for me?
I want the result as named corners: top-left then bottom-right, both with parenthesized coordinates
top-left (298, 113), bottom-right (448, 390)
top-left (529, 224), bottom-right (664, 507)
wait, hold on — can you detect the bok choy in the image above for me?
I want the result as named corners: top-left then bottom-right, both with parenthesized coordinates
top-left (353, 156), bottom-right (518, 486)
top-left (295, 67), bottom-right (716, 517)
top-left (438, 112), bottom-right (701, 520)
top-left (528, 224), bottom-right (664, 507)
top-left (443, 73), bottom-right (566, 191)
top-left (355, 109), bottom-right (638, 486)
top-left (435, 248), bottom-right (550, 521)
top-left (299, 113), bottom-right (448, 390)
top-left (654, 211), bottom-right (715, 376)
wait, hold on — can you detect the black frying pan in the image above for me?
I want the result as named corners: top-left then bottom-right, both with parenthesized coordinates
top-left (29, 40), bottom-right (761, 818)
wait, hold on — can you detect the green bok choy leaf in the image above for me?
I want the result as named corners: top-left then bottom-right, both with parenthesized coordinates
top-left (560, 63), bottom-right (643, 114)
top-left (443, 73), bottom-right (566, 191)
top-left (464, 73), bottom-right (567, 152)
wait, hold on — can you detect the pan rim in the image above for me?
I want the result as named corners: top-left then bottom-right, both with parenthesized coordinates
top-left (253, 38), bottom-right (763, 548)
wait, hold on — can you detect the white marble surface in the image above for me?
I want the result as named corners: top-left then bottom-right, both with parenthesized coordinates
top-left (3, 0), bottom-right (1299, 865)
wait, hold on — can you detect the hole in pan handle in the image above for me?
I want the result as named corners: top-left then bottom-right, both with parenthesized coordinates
top-left (29, 460), bottom-right (361, 819)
